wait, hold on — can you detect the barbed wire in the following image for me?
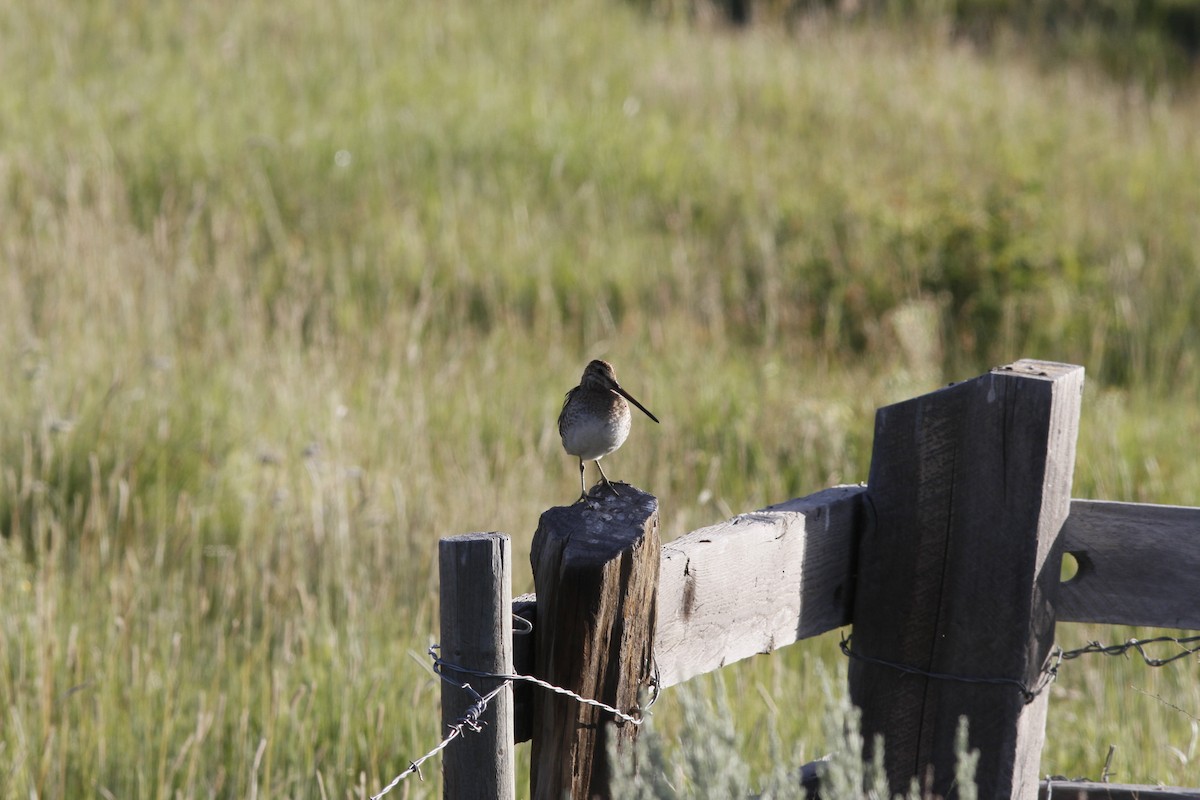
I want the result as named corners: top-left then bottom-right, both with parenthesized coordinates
top-left (839, 632), bottom-right (1200, 705)
top-left (376, 628), bottom-right (1196, 797)
top-left (1131, 685), bottom-right (1200, 723)
top-left (371, 670), bottom-right (507, 800)
top-left (372, 643), bottom-right (654, 799)
top-left (436, 653), bottom-right (654, 727)
top-left (838, 635), bottom-right (1058, 702)
top-left (1057, 634), bottom-right (1200, 667)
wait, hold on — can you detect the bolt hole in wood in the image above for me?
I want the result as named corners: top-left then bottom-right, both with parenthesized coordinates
top-left (1060, 551), bottom-right (1090, 583)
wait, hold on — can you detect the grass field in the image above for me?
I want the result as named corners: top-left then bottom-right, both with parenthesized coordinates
top-left (2, 0), bottom-right (1199, 796)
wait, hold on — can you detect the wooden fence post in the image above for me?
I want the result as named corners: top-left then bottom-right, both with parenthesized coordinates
top-left (529, 484), bottom-right (660, 800)
top-left (439, 532), bottom-right (516, 800)
top-left (849, 360), bottom-right (1084, 798)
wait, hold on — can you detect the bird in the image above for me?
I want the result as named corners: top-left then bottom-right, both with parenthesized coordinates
top-left (558, 360), bottom-right (659, 502)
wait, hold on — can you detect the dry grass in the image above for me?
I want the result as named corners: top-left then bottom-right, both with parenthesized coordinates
top-left (1, 0), bottom-right (1198, 796)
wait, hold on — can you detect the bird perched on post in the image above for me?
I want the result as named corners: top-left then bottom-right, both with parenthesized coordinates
top-left (558, 360), bottom-right (659, 502)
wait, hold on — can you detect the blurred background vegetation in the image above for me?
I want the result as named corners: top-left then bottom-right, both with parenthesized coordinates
top-left (1, 0), bottom-right (1198, 796)
top-left (656, 0), bottom-right (1200, 89)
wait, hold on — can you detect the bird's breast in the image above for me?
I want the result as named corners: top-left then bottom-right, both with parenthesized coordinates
top-left (560, 407), bottom-right (632, 461)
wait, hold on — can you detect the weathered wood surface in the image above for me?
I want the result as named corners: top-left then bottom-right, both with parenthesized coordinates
top-left (511, 593), bottom-right (537, 744)
top-left (438, 533), bottom-right (516, 800)
top-left (511, 485), bottom-right (862, 742)
top-left (512, 490), bottom-right (1200, 743)
top-left (1038, 781), bottom-right (1200, 799)
top-left (849, 359), bottom-right (1085, 799)
top-left (655, 484), bottom-right (864, 688)
top-left (1059, 500), bottom-right (1200, 630)
top-left (799, 765), bottom-right (1200, 799)
top-left (529, 483), bottom-right (659, 800)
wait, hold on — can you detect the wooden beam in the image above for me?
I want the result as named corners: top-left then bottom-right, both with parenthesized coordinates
top-left (514, 491), bottom-right (1200, 722)
top-left (529, 484), bottom-right (660, 800)
top-left (438, 533), bottom-right (516, 800)
top-left (1059, 500), bottom-right (1200, 630)
top-left (849, 359), bottom-right (1085, 799)
top-left (800, 767), bottom-right (1200, 799)
top-left (1038, 780), bottom-right (1200, 799)
top-left (511, 485), bottom-right (862, 742)
top-left (655, 484), bottom-right (864, 687)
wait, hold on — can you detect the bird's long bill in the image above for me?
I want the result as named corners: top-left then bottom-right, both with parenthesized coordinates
top-left (616, 387), bottom-right (660, 423)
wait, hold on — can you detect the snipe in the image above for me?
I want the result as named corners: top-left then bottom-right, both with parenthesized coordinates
top-left (558, 360), bottom-right (659, 502)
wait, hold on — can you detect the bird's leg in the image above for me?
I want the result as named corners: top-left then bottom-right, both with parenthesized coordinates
top-left (595, 461), bottom-right (621, 497)
top-left (577, 458), bottom-right (588, 502)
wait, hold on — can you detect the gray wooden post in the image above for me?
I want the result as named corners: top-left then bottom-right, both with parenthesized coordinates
top-left (849, 360), bottom-right (1084, 798)
top-left (438, 532), bottom-right (516, 800)
top-left (529, 485), bottom-right (660, 800)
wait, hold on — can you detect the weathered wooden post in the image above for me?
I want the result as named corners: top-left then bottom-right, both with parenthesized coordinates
top-left (529, 484), bottom-right (660, 800)
top-left (438, 532), bottom-right (516, 800)
top-left (849, 359), bottom-right (1084, 798)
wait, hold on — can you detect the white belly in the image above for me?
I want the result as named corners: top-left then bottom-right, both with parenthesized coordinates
top-left (561, 411), bottom-right (631, 462)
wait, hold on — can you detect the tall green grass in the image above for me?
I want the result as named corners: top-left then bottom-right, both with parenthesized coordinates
top-left (1, 0), bottom-right (1198, 796)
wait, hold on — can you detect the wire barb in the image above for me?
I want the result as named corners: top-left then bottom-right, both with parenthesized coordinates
top-left (372, 644), bottom-right (652, 799)
top-left (433, 651), bottom-right (648, 726)
top-left (371, 673), bottom-right (508, 799)
top-left (1058, 634), bottom-right (1200, 667)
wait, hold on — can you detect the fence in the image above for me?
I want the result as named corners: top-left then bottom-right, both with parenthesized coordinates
top-left (426, 359), bottom-right (1200, 800)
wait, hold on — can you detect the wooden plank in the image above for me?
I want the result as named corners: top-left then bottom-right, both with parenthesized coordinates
top-left (655, 484), bottom-right (864, 688)
top-left (800, 767), bottom-right (1200, 800)
top-left (849, 359), bottom-right (1085, 799)
top-left (1059, 500), bottom-right (1200, 630)
top-left (438, 533), bottom-right (516, 800)
top-left (1038, 780), bottom-right (1200, 799)
top-left (529, 484), bottom-right (660, 800)
top-left (511, 485), bottom-right (863, 741)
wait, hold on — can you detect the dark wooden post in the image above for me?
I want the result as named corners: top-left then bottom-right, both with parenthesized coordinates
top-left (849, 360), bottom-right (1084, 798)
top-left (529, 484), bottom-right (660, 800)
top-left (439, 532), bottom-right (516, 800)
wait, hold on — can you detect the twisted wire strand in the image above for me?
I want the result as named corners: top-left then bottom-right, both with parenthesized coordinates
top-left (377, 630), bottom-right (1199, 798)
top-left (839, 635), bottom-right (1056, 702)
top-left (840, 631), bottom-right (1200, 705)
top-left (372, 644), bottom-right (652, 799)
top-left (1058, 634), bottom-right (1200, 667)
top-left (434, 653), bottom-right (648, 727)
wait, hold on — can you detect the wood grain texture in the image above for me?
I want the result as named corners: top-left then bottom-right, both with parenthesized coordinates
top-left (438, 533), bottom-right (516, 800)
top-left (655, 484), bottom-right (864, 688)
top-left (849, 359), bottom-right (1084, 799)
top-left (511, 486), bottom-right (862, 742)
top-left (529, 483), bottom-right (659, 800)
top-left (1037, 781), bottom-right (1200, 799)
top-left (1059, 500), bottom-right (1200, 630)
top-left (797, 766), bottom-right (1200, 799)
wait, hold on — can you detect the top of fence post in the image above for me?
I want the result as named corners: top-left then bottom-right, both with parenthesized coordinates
top-left (849, 359), bottom-right (1084, 798)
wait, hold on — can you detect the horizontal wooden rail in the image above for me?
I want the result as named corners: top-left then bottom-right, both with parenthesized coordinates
top-left (510, 485), bottom-right (863, 741)
top-left (1038, 780), bottom-right (1200, 799)
top-left (801, 767), bottom-right (1195, 800)
top-left (1058, 500), bottom-right (1200, 630)
top-left (800, 763), bottom-right (1200, 799)
top-left (655, 484), bottom-right (864, 687)
top-left (511, 491), bottom-right (1200, 742)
